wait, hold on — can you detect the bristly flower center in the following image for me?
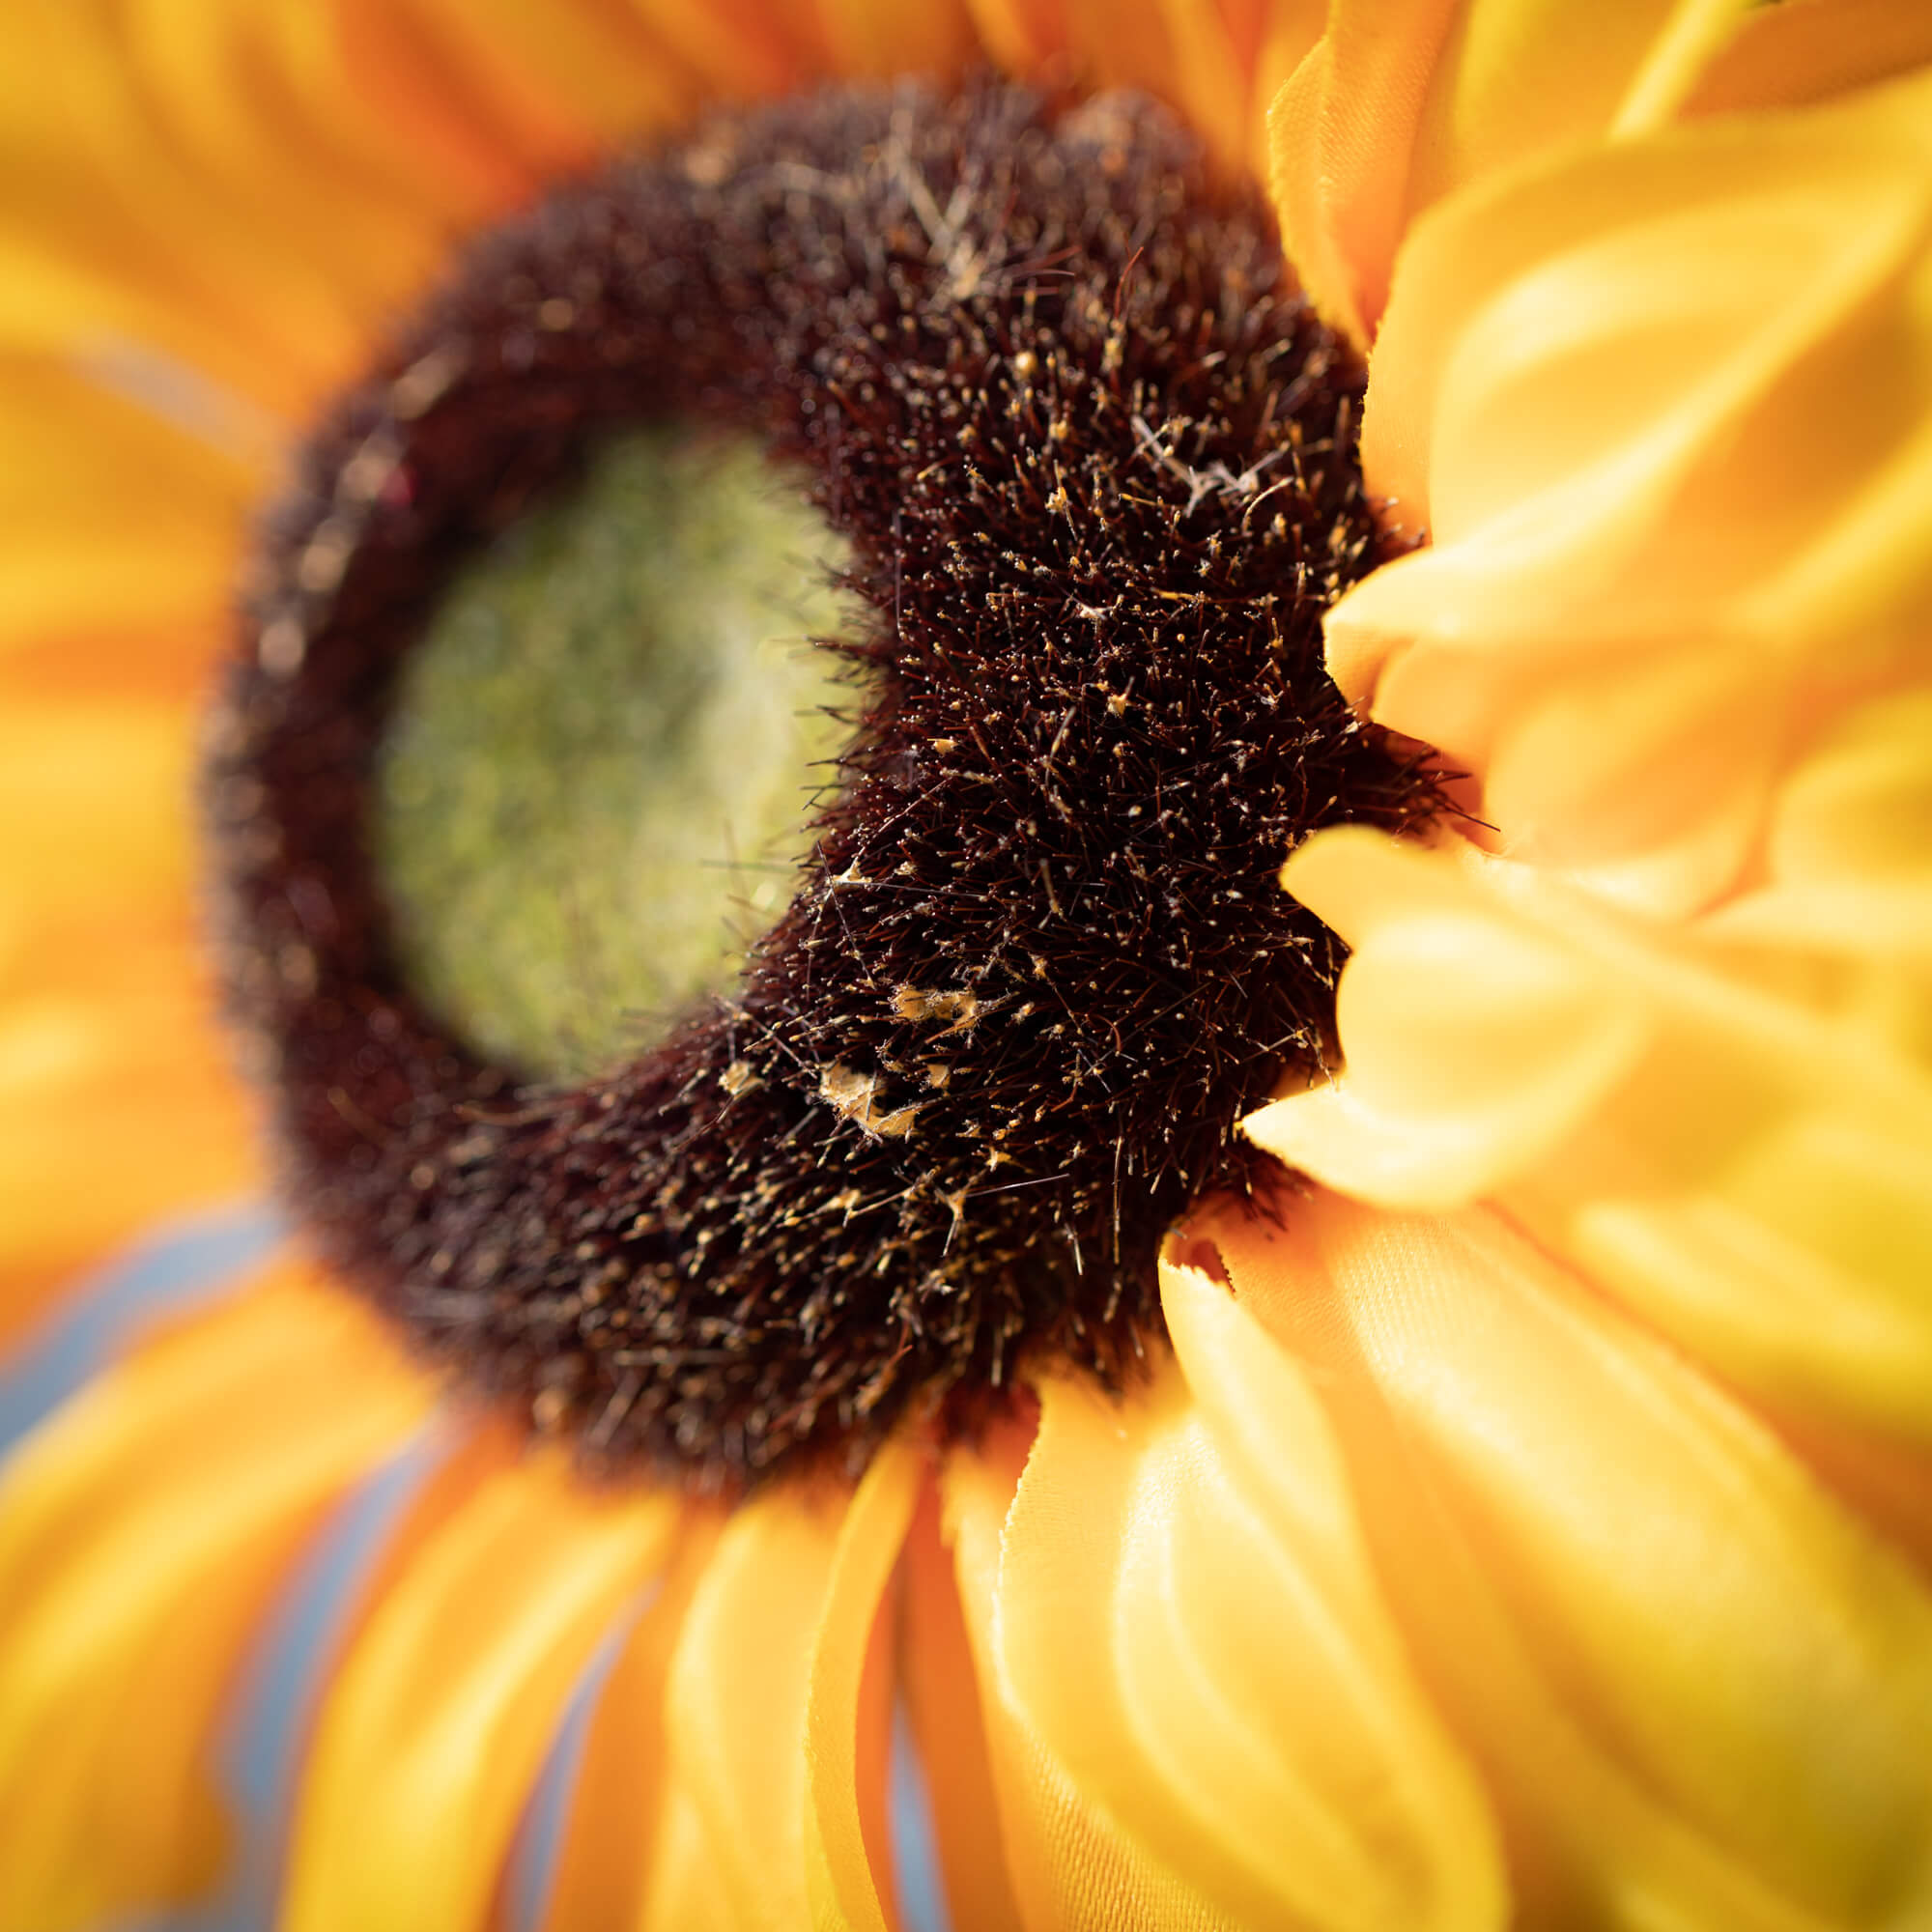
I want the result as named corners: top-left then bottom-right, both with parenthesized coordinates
top-left (206, 80), bottom-right (1442, 1488)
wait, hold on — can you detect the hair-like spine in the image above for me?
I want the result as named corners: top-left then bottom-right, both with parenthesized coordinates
top-left (206, 81), bottom-right (1441, 1486)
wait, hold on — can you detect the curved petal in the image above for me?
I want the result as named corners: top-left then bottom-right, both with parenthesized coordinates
top-left (279, 1443), bottom-right (678, 1932)
top-left (1684, 0), bottom-right (1932, 119)
top-left (942, 1415), bottom-right (1255, 1932)
top-left (534, 1513), bottom-right (723, 1932)
top-left (900, 1488), bottom-right (1027, 1932)
top-left (655, 1446), bottom-right (919, 1932)
top-left (0, 1258), bottom-right (431, 1932)
top-left (1252, 826), bottom-right (1932, 1448)
top-left (1267, 0), bottom-right (1749, 345)
top-left (805, 1440), bottom-right (923, 1932)
top-left (995, 1273), bottom-right (1507, 1932)
top-left (1337, 67), bottom-right (1932, 913)
top-left (1206, 1193), bottom-right (1932, 1931)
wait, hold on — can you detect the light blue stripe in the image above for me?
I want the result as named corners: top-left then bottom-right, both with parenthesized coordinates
top-left (502, 1603), bottom-right (649, 1932)
top-left (0, 1204), bottom-right (282, 1450)
top-left (891, 1698), bottom-right (952, 1932)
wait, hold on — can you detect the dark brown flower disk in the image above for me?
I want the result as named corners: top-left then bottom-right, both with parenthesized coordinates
top-left (207, 80), bottom-right (1440, 1486)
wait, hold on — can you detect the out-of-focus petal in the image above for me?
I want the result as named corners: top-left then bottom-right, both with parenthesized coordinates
top-left (1252, 826), bottom-right (1932, 1448)
top-left (0, 1257), bottom-right (431, 1932)
top-left (1684, 0), bottom-right (1932, 118)
top-left (804, 1440), bottom-right (923, 1932)
top-left (901, 1489), bottom-right (1027, 1932)
top-left (279, 1443), bottom-right (678, 1932)
top-left (996, 1265), bottom-right (1506, 1931)
top-left (1335, 67), bottom-right (1932, 913)
top-left (0, 666), bottom-right (257, 1349)
top-left (0, 357), bottom-right (261, 647)
top-left (655, 1447), bottom-right (919, 1932)
top-left (1206, 1193), bottom-right (1932, 1931)
top-left (943, 1419), bottom-right (1249, 1932)
top-left (535, 1515), bottom-right (722, 1932)
top-left (967, 0), bottom-right (1319, 180)
top-left (1267, 0), bottom-right (1749, 345)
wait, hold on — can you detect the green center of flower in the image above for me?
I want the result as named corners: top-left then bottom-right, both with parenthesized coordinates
top-left (373, 429), bottom-right (858, 1081)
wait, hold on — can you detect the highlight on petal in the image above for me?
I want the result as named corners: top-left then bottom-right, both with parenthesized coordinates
top-left (804, 1439), bottom-right (923, 1932)
top-left (652, 1445), bottom-right (920, 1932)
top-left (1204, 1192), bottom-right (1932, 1931)
top-left (0, 1256), bottom-right (431, 1932)
top-left (1334, 65), bottom-right (1932, 913)
top-left (1252, 826), bottom-right (1932, 1450)
top-left (993, 1270), bottom-right (1506, 1931)
top-left (942, 1419), bottom-right (1253, 1932)
top-left (279, 1436), bottom-right (677, 1932)
top-left (1267, 0), bottom-right (1751, 345)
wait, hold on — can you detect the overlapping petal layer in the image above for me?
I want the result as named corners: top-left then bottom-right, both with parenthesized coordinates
top-left (1199, 1191), bottom-right (1932, 1932)
top-left (280, 1437), bottom-right (678, 1932)
top-left (1250, 827), bottom-right (1932, 1451)
top-left (998, 1265), bottom-right (1505, 1931)
top-left (0, 1259), bottom-right (430, 1932)
top-left (1267, 0), bottom-right (1753, 346)
top-left (1326, 62), bottom-right (1932, 915)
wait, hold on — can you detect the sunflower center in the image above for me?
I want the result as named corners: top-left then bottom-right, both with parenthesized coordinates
top-left (208, 80), bottom-right (1441, 1487)
top-left (375, 429), bottom-right (856, 1083)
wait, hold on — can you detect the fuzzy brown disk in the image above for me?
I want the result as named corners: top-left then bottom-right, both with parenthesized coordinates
top-left (207, 80), bottom-right (1441, 1486)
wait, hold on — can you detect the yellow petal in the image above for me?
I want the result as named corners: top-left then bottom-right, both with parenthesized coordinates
top-left (0, 357), bottom-right (259, 647)
top-left (1336, 67), bottom-right (1932, 913)
top-left (654, 1451), bottom-right (918, 1932)
top-left (1208, 1193), bottom-right (1932, 1931)
top-left (804, 1440), bottom-right (924, 1932)
top-left (0, 670), bottom-right (257, 1347)
top-left (944, 1415), bottom-right (1257, 1932)
top-left (535, 1513), bottom-right (723, 1932)
top-left (996, 1270), bottom-right (1506, 1931)
top-left (1254, 826), bottom-right (1932, 1447)
top-left (1267, 0), bottom-right (1749, 344)
top-left (0, 1257), bottom-right (430, 1932)
top-left (281, 1443), bottom-right (677, 1932)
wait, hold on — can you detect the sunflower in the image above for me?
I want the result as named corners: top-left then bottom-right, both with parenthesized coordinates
top-left (4, 1), bottom-right (1932, 1928)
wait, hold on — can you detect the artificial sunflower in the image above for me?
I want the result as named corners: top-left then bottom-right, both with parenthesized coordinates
top-left (4, 1), bottom-right (1932, 1929)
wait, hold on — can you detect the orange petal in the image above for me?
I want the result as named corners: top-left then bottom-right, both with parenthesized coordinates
top-left (1208, 1193), bottom-right (1932, 1930)
top-left (0, 1255), bottom-right (431, 1932)
top-left (1337, 67), bottom-right (1932, 913)
top-left (996, 1274), bottom-right (1506, 1930)
top-left (534, 1511), bottom-right (723, 1932)
top-left (1254, 826), bottom-right (1932, 1449)
top-left (1268, 0), bottom-right (1749, 344)
top-left (280, 1442), bottom-right (678, 1932)
top-left (900, 1485), bottom-right (1027, 1932)
top-left (1684, 0), bottom-right (1932, 118)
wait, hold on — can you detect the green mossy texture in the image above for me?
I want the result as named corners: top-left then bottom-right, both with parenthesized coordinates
top-left (376, 429), bottom-right (858, 1080)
